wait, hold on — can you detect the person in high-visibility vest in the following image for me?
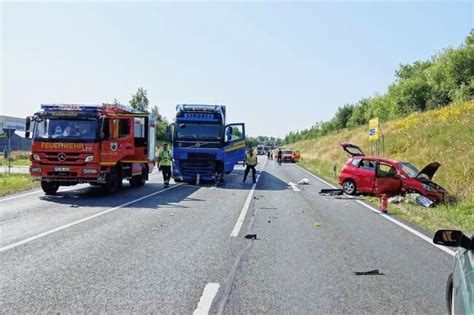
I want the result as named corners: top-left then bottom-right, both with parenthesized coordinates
top-left (158, 143), bottom-right (173, 187)
top-left (243, 147), bottom-right (258, 184)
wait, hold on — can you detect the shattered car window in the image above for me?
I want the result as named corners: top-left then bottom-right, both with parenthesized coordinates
top-left (398, 162), bottom-right (420, 178)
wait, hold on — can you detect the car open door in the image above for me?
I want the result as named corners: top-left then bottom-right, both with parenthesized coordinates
top-left (223, 123), bottom-right (246, 174)
top-left (340, 142), bottom-right (365, 157)
top-left (373, 161), bottom-right (402, 196)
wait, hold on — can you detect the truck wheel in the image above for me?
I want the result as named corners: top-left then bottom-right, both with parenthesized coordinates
top-left (41, 182), bottom-right (59, 195)
top-left (342, 179), bottom-right (356, 195)
top-left (102, 169), bottom-right (121, 194)
top-left (130, 167), bottom-right (147, 187)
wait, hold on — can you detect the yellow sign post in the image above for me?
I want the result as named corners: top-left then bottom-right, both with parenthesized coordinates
top-left (369, 118), bottom-right (379, 141)
top-left (368, 117), bottom-right (384, 155)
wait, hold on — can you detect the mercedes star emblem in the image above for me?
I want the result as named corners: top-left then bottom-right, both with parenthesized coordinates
top-left (58, 153), bottom-right (67, 161)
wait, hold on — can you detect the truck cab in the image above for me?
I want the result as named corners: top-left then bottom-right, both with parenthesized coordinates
top-left (166, 104), bottom-right (245, 183)
top-left (26, 103), bottom-right (156, 194)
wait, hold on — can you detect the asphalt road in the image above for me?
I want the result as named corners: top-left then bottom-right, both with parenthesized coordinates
top-left (0, 157), bottom-right (453, 314)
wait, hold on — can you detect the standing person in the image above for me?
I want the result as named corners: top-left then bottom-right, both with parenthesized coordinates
top-left (277, 148), bottom-right (283, 165)
top-left (243, 147), bottom-right (258, 184)
top-left (158, 143), bottom-right (173, 187)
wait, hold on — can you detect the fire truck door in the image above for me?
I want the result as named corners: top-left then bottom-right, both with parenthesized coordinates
top-left (101, 118), bottom-right (134, 160)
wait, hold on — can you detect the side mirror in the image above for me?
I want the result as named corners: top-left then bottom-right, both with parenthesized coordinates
top-left (433, 230), bottom-right (471, 249)
top-left (25, 116), bottom-right (31, 138)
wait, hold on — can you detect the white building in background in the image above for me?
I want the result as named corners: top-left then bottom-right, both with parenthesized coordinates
top-left (0, 115), bottom-right (26, 136)
top-left (0, 115), bottom-right (31, 151)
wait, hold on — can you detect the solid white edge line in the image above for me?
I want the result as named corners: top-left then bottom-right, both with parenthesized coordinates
top-left (193, 282), bottom-right (220, 315)
top-left (230, 159), bottom-right (267, 237)
top-left (0, 172), bottom-right (161, 203)
top-left (0, 185), bottom-right (85, 203)
top-left (294, 164), bottom-right (455, 257)
top-left (0, 183), bottom-right (183, 253)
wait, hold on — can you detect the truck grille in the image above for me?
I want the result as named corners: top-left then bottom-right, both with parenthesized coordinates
top-left (42, 152), bottom-right (83, 164)
top-left (180, 160), bottom-right (216, 176)
top-left (188, 153), bottom-right (216, 160)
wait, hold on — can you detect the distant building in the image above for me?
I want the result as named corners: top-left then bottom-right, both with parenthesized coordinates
top-left (0, 115), bottom-right (26, 136)
top-left (0, 115), bottom-right (32, 152)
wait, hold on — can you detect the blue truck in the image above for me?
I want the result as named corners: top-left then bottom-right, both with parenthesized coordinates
top-left (165, 104), bottom-right (246, 183)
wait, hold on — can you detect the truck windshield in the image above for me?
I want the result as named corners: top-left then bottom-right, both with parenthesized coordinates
top-left (176, 123), bottom-right (222, 141)
top-left (397, 162), bottom-right (420, 178)
top-left (34, 118), bottom-right (98, 141)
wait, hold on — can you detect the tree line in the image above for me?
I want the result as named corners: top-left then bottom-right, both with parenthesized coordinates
top-left (246, 136), bottom-right (283, 148)
top-left (126, 87), bottom-right (168, 141)
top-left (284, 32), bottom-right (474, 144)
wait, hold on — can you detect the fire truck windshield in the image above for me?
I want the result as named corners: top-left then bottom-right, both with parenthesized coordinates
top-left (34, 118), bottom-right (98, 141)
top-left (176, 123), bottom-right (222, 141)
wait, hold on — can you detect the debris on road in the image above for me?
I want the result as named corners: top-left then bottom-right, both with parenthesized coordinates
top-left (334, 196), bottom-right (363, 200)
top-left (319, 189), bottom-right (344, 196)
top-left (405, 193), bottom-right (435, 208)
top-left (388, 195), bottom-right (405, 204)
top-left (354, 269), bottom-right (384, 276)
top-left (152, 223), bottom-right (169, 231)
top-left (313, 221), bottom-right (321, 228)
top-left (244, 234), bottom-right (257, 240)
top-left (298, 178), bottom-right (310, 185)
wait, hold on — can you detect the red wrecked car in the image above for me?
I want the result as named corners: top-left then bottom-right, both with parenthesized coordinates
top-left (338, 143), bottom-right (447, 202)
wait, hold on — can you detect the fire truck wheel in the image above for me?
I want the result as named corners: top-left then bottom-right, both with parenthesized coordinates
top-left (130, 167), bottom-right (147, 187)
top-left (102, 169), bottom-right (121, 194)
top-left (41, 182), bottom-right (59, 195)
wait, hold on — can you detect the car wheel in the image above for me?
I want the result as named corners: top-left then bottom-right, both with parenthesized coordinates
top-left (41, 181), bottom-right (59, 195)
top-left (446, 273), bottom-right (454, 315)
top-left (342, 179), bottom-right (356, 195)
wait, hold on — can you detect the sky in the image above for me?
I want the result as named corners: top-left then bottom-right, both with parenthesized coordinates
top-left (1, 1), bottom-right (472, 138)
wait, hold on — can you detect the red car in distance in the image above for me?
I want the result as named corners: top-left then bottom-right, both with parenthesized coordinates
top-left (338, 143), bottom-right (447, 202)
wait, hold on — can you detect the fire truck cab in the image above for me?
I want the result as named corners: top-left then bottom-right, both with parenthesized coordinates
top-left (25, 103), bottom-right (156, 194)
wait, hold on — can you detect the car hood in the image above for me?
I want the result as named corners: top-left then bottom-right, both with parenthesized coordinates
top-left (416, 162), bottom-right (441, 180)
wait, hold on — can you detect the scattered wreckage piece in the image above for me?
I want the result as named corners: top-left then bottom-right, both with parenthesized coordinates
top-left (319, 189), bottom-right (344, 196)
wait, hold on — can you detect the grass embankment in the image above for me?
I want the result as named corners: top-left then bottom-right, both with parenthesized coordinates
top-left (0, 151), bottom-right (36, 196)
top-left (0, 151), bottom-right (30, 166)
top-left (0, 173), bottom-right (39, 196)
top-left (290, 101), bottom-right (474, 233)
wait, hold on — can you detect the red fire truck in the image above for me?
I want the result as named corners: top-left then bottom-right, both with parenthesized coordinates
top-left (25, 103), bottom-right (156, 194)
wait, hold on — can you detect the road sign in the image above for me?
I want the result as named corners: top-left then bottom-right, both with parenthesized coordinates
top-left (369, 118), bottom-right (379, 141)
top-left (3, 128), bottom-right (16, 139)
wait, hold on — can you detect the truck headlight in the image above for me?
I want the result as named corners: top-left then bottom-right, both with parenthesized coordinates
top-left (32, 154), bottom-right (40, 161)
top-left (30, 167), bottom-right (41, 172)
top-left (85, 156), bottom-right (94, 162)
top-left (83, 168), bottom-right (98, 174)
